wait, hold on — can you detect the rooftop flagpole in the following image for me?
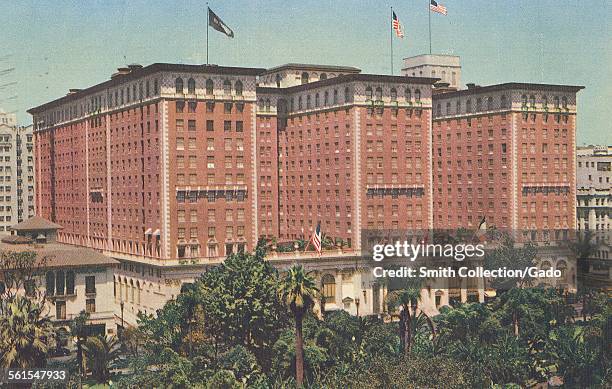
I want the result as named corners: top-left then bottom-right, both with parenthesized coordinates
top-left (428, 0), bottom-right (432, 54)
top-left (206, 2), bottom-right (209, 64)
top-left (390, 6), bottom-right (394, 75)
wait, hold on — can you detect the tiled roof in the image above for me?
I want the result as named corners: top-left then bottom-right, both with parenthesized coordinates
top-left (10, 216), bottom-right (63, 231)
top-left (0, 242), bottom-right (117, 268)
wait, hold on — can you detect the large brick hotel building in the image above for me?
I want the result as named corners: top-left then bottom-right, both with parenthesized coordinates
top-left (28, 63), bottom-right (436, 258)
top-left (28, 57), bottom-right (582, 315)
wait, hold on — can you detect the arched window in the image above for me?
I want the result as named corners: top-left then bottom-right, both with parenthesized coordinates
top-left (324, 91), bottom-right (329, 105)
top-left (333, 89), bottom-right (338, 104)
top-left (414, 89), bottom-right (421, 102)
top-left (56, 270), bottom-right (65, 295)
top-left (344, 87), bottom-right (350, 102)
top-left (235, 80), bottom-right (243, 96)
top-left (66, 271), bottom-right (75, 295)
top-left (521, 94), bottom-right (528, 106)
top-left (321, 274), bottom-right (336, 304)
top-left (130, 279), bottom-right (134, 303)
top-left (175, 77), bottom-right (184, 94)
top-left (561, 96), bottom-right (567, 109)
top-left (258, 99), bottom-right (264, 111)
top-left (275, 74), bottom-right (281, 88)
top-left (476, 98), bottom-right (482, 111)
top-left (265, 99), bottom-right (271, 112)
top-left (46, 271), bottom-right (55, 296)
top-left (529, 95), bottom-right (536, 107)
top-left (290, 98), bottom-right (294, 112)
top-left (205, 79), bottom-right (214, 95)
top-left (306, 95), bottom-right (311, 109)
top-left (301, 72), bottom-right (309, 84)
top-left (487, 97), bottom-right (493, 111)
top-left (557, 260), bottom-right (567, 280)
top-left (542, 95), bottom-right (548, 108)
top-left (436, 103), bottom-right (442, 116)
top-left (315, 93), bottom-right (320, 107)
top-left (319, 73), bottom-right (327, 80)
top-left (466, 99), bottom-right (472, 113)
top-left (223, 80), bottom-right (232, 95)
top-left (446, 102), bottom-right (451, 115)
top-left (390, 88), bottom-right (397, 101)
top-left (375, 87), bottom-right (383, 100)
top-left (154, 79), bottom-right (159, 94)
top-left (405, 88), bottom-right (412, 102)
top-left (365, 86), bottom-right (373, 100)
top-left (298, 96), bottom-right (303, 110)
top-left (554, 96), bottom-right (560, 108)
top-left (500, 95), bottom-right (508, 109)
top-left (187, 78), bottom-right (196, 94)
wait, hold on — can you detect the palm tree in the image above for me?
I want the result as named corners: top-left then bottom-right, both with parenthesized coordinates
top-left (277, 265), bottom-right (318, 387)
top-left (385, 278), bottom-right (431, 355)
top-left (0, 295), bottom-right (54, 368)
top-left (83, 335), bottom-right (121, 383)
top-left (69, 310), bottom-right (90, 377)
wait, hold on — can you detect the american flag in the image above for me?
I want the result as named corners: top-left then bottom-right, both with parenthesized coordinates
top-left (392, 11), bottom-right (404, 38)
top-left (310, 222), bottom-right (322, 253)
top-left (430, 0), bottom-right (448, 15)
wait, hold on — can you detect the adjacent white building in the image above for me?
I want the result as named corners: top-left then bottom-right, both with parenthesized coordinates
top-left (576, 145), bottom-right (611, 284)
top-left (402, 54), bottom-right (462, 89)
top-left (0, 108), bottom-right (35, 234)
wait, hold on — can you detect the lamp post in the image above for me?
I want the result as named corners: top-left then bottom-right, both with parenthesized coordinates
top-left (355, 297), bottom-right (360, 317)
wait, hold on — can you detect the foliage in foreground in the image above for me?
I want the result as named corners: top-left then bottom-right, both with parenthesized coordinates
top-left (110, 244), bottom-right (611, 388)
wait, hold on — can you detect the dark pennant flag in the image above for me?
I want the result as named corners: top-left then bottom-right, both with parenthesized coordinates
top-left (208, 7), bottom-right (234, 38)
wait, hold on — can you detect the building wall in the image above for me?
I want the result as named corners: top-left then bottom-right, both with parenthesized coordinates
top-left (0, 116), bottom-right (35, 233)
top-left (576, 145), bottom-right (611, 264)
top-left (432, 86), bottom-right (580, 241)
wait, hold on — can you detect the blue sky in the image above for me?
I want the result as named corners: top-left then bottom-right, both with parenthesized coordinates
top-left (1, 0), bottom-right (610, 145)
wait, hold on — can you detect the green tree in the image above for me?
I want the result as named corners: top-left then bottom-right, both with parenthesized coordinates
top-left (0, 295), bottom-right (54, 368)
top-left (196, 245), bottom-right (287, 367)
top-left (83, 335), bottom-right (121, 383)
top-left (68, 310), bottom-right (90, 377)
top-left (385, 278), bottom-right (433, 355)
top-left (277, 265), bottom-right (318, 387)
top-left (485, 235), bottom-right (537, 290)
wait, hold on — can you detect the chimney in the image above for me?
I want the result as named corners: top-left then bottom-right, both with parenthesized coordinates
top-left (66, 88), bottom-right (81, 96)
top-left (466, 83), bottom-right (481, 90)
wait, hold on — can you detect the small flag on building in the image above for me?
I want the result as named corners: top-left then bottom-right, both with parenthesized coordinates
top-left (392, 11), bottom-right (404, 38)
top-left (430, 0), bottom-right (448, 15)
top-left (208, 7), bottom-right (234, 38)
top-left (310, 222), bottom-right (322, 254)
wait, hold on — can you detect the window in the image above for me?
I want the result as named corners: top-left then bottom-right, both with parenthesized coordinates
top-left (414, 89), bottom-right (421, 102)
top-left (86, 299), bottom-right (96, 313)
top-left (223, 80), bottom-right (232, 95)
top-left (375, 87), bottom-right (383, 100)
top-left (365, 86), bottom-right (373, 100)
top-left (56, 301), bottom-right (66, 320)
top-left (344, 87), bottom-right (350, 102)
top-left (235, 80), bottom-right (243, 96)
top-left (321, 274), bottom-right (335, 304)
top-left (56, 271), bottom-right (65, 295)
top-left (46, 271), bottom-right (55, 296)
top-left (500, 95), bottom-right (508, 108)
top-left (175, 77), bottom-right (184, 93)
top-left (85, 276), bottom-right (96, 294)
top-left (206, 79), bottom-right (214, 95)
top-left (66, 271), bottom-right (75, 295)
top-left (187, 78), bottom-right (196, 94)
top-left (301, 72), bottom-right (309, 84)
top-left (390, 88), bottom-right (397, 101)
top-left (405, 88), bottom-right (411, 102)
